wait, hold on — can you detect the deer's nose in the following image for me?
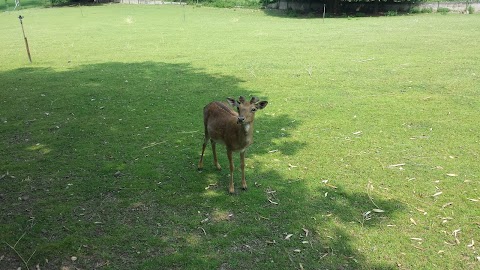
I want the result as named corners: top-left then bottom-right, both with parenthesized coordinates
top-left (237, 116), bottom-right (245, 124)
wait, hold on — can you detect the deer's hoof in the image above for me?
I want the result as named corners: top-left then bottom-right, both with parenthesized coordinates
top-left (242, 181), bottom-right (247, 190)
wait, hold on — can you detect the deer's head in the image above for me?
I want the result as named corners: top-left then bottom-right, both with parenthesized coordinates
top-left (227, 96), bottom-right (268, 125)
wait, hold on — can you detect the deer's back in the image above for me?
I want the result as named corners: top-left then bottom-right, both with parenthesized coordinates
top-left (203, 101), bottom-right (237, 125)
top-left (204, 101), bottom-right (248, 150)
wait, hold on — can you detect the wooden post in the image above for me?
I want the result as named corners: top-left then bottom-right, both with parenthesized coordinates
top-left (18, 16), bottom-right (32, 63)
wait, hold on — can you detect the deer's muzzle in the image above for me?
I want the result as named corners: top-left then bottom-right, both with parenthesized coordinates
top-left (237, 116), bottom-right (245, 124)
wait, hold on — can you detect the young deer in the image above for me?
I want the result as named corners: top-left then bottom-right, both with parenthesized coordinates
top-left (198, 96), bottom-right (268, 194)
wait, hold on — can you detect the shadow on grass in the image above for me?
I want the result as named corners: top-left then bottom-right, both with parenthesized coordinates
top-left (0, 61), bottom-right (401, 269)
top-left (262, 8), bottom-right (326, 19)
top-left (210, 166), bottom-right (404, 269)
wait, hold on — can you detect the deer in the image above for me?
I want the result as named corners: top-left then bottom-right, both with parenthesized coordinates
top-left (198, 96), bottom-right (268, 194)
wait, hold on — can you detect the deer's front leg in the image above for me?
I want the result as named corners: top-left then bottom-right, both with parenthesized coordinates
top-left (227, 149), bottom-right (235, 194)
top-left (240, 151), bottom-right (247, 190)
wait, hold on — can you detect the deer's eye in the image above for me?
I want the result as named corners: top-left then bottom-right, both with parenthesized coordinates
top-left (251, 108), bottom-right (257, 112)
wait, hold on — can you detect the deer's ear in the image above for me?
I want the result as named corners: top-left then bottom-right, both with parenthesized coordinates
top-left (250, 96), bottom-right (259, 104)
top-left (239, 96), bottom-right (246, 104)
top-left (256, 101), bottom-right (268, 110)
top-left (227, 97), bottom-right (239, 107)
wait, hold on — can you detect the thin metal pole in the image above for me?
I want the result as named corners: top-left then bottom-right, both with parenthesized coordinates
top-left (183, 0), bottom-right (186, 22)
top-left (18, 16), bottom-right (32, 63)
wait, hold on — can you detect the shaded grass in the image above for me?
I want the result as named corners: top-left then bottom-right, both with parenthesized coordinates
top-left (1, 5), bottom-right (480, 270)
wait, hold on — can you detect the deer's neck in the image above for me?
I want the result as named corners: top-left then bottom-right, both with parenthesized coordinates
top-left (243, 123), bottom-right (252, 134)
top-left (239, 121), bottom-right (254, 145)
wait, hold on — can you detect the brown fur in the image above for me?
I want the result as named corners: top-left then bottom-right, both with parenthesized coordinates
top-left (198, 96), bottom-right (268, 194)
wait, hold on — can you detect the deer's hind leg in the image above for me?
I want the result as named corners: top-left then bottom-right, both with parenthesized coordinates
top-left (211, 140), bottom-right (222, 170)
top-left (198, 128), bottom-right (209, 171)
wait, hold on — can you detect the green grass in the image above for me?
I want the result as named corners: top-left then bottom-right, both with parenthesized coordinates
top-left (1, 5), bottom-right (480, 269)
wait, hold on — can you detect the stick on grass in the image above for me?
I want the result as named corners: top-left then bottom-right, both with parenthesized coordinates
top-left (4, 232), bottom-right (36, 270)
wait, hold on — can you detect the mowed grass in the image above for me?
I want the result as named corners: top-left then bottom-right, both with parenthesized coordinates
top-left (1, 5), bottom-right (479, 269)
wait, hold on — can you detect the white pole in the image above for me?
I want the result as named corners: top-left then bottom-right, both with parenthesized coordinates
top-left (323, 4), bottom-right (326, 23)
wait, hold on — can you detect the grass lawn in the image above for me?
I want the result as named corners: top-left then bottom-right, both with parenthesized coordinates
top-left (1, 4), bottom-right (479, 269)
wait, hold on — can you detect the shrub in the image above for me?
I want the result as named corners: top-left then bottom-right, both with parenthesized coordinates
top-left (286, 8), bottom-right (298, 17)
top-left (409, 6), bottom-right (422, 14)
top-left (211, 0), bottom-right (235, 8)
top-left (386, 10), bottom-right (398, 16)
top-left (467, 5), bottom-right (475, 14)
top-left (437, 7), bottom-right (450, 15)
top-left (421, 7), bottom-right (433, 13)
top-left (194, 0), bottom-right (262, 8)
top-left (50, 0), bottom-right (70, 5)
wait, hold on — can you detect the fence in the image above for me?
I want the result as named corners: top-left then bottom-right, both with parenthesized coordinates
top-left (267, 0), bottom-right (480, 13)
top-left (417, 1), bottom-right (479, 12)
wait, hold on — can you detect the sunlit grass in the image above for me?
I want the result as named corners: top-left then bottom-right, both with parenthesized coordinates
top-left (1, 5), bottom-right (479, 269)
